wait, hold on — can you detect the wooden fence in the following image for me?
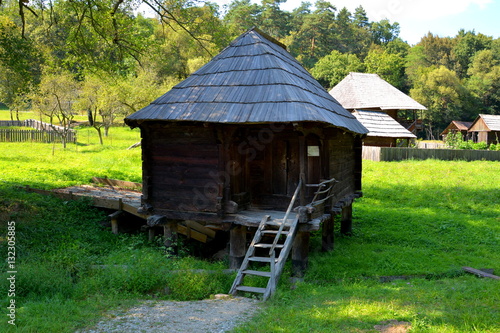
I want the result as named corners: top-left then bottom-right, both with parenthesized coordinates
top-left (0, 119), bottom-right (77, 143)
top-left (0, 120), bottom-right (23, 127)
top-left (0, 128), bottom-right (77, 143)
top-left (363, 146), bottom-right (500, 162)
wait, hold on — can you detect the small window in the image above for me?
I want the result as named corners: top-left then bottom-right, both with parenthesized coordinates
top-left (307, 146), bottom-right (320, 157)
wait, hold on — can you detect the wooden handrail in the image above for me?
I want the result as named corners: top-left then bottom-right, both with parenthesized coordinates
top-left (269, 178), bottom-right (302, 256)
top-left (310, 178), bottom-right (337, 205)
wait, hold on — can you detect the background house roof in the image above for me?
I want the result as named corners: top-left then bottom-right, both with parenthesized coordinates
top-left (469, 114), bottom-right (500, 131)
top-left (441, 120), bottom-right (472, 136)
top-left (329, 72), bottom-right (427, 111)
top-left (125, 28), bottom-right (368, 135)
top-left (352, 110), bottom-right (416, 138)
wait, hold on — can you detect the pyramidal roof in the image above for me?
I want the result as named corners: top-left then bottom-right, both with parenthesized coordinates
top-left (329, 72), bottom-right (427, 111)
top-left (125, 28), bottom-right (368, 135)
top-left (352, 110), bottom-right (416, 138)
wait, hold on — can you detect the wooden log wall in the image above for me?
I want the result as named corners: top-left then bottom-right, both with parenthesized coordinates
top-left (142, 123), bottom-right (221, 215)
top-left (325, 128), bottom-right (358, 206)
top-left (139, 122), bottom-right (363, 220)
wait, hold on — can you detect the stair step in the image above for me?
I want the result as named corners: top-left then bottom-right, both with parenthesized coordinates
top-left (243, 270), bottom-right (272, 277)
top-left (262, 230), bottom-right (289, 235)
top-left (236, 286), bottom-right (266, 294)
top-left (249, 256), bottom-right (277, 263)
top-left (265, 221), bottom-right (294, 227)
top-left (254, 243), bottom-right (284, 249)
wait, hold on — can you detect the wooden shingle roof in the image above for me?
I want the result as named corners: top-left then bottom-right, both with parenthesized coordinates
top-left (125, 28), bottom-right (368, 135)
top-left (441, 120), bottom-right (472, 136)
top-left (329, 72), bottom-right (426, 111)
top-left (352, 110), bottom-right (416, 138)
top-left (469, 114), bottom-right (500, 132)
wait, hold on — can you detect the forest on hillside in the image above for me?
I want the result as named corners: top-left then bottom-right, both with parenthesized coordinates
top-left (1, 0), bottom-right (499, 139)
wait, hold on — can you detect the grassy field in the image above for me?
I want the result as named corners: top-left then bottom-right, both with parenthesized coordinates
top-left (0, 119), bottom-right (499, 332)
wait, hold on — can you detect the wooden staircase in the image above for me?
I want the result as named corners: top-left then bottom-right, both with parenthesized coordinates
top-left (229, 179), bottom-right (302, 301)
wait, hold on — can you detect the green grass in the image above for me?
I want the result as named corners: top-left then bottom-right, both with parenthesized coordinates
top-left (0, 122), bottom-right (499, 332)
top-left (0, 126), bottom-right (142, 189)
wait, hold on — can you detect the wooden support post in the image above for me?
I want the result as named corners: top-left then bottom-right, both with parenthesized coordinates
top-left (229, 225), bottom-right (247, 269)
top-left (163, 221), bottom-right (178, 250)
top-left (109, 211), bottom-right (123, 235)
top-left (322, 214), bottom-right (334, 252)
top-left (292, 231), bottom-right (310, 277)
top-left (148, 227), bottom-right (156, 242)
top-left (340, 204), bottom-right (353, 235)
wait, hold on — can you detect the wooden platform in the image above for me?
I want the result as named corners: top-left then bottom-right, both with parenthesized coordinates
top-left (24, 185), bottom-right (146, 219)
top-left (224, 208), bottom-right (326, 231)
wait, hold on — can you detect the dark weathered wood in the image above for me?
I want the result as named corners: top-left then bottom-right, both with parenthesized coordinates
top-left (229, 225), bottom-right (247, 269)
top-left (108, 211), bottom-right (123, 235)
top-left (462, 267), bottom-right (500, 280)
top-left (322, 214), bottom-right (334, 252)
top-left (292, 231), bottom-right (310, 277)
top-left (163, 221), bottom-right (177, 248)
top-left (340, 203), bottom-right (353, 235)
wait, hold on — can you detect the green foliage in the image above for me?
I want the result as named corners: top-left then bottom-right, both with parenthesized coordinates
top-left (364, 46), bottom-right (406, 89)
top-left (310, 50), bottom-right (364, 88)
top-left (410, 66), bottom-right (470, 136)
top-left (445, 131), bottom-right (496, 150)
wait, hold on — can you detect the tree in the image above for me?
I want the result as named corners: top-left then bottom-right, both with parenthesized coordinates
top-left (311, 50), bottom-right (364, 88)
top-left (353, 6), bottom-right (369, 28)
top-left (75, 73), bottom-right (113, 144)
top-left (370, 19), bottom-right (400, 45)
top-left (287, 0), bottom-right (337, 68)
top-left (452, 30), bottom-right (492, 78)
top-left (466, 50), bottom-right (500, 115)
top-left (224, 0), bottom-right (263, 36)
top-left (364, 46), bottom-right (406, 90)
top-left (260, 0), bottom-right (291, 38)
top-left (30, 71), bottom-right (81, 148)
top-left (410, 66), bottom-right (468, 138)
top-left (0, 15), bottom-right (40, 117)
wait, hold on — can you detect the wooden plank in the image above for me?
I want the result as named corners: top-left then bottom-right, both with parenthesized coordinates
top-left (122, 202), bottom-right (148, 219)
top-left (462, 267), bottom-right (500, 280)
top-left (185, 220), bottom-right (217, 238)
top-left (91, 177), bottom-right (142, 190)
top-left (248, 256), bottom-right (276, 263)
top-left (242, 270), bottom-right (272, 277)
top-left (235, 286), bottom-right (266, 294)
top-left (92, 197), bottom-right (121, 210)
top-left (176, 224), bottom-right (208, 243)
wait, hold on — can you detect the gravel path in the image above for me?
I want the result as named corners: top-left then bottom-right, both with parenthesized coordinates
top-left (79, 295), bottom-right (261, 333)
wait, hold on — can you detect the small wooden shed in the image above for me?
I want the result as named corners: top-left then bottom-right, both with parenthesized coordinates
top-left (440, 120), bottom-right (472, 141)
top-left (352, 110), bottom-right (416, 147)
top-left (329, 72), bottom-right (427, 132)
top-left (125, 28), bottom-right (368, 273)
top-left (468, 114), bottom-right (500, 145)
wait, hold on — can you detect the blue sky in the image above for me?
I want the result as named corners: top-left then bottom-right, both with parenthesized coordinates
top-left (211, 0), bottom-right (500, 45)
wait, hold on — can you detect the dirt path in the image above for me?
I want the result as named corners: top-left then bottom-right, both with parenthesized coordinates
top-left (79, 296), bottom-right (261, 333)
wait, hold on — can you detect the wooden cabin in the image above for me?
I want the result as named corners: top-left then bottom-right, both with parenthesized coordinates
top-left (329, 73), bottom-right (427, 134)
top-left (125, 28), bottom-right (368, 274)
top-left (468, 114), bottom-right (500, 145)
top-left (352, 110), bottom-right (416, 147)
top-left (441, 120), bottom-right (472, 141)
